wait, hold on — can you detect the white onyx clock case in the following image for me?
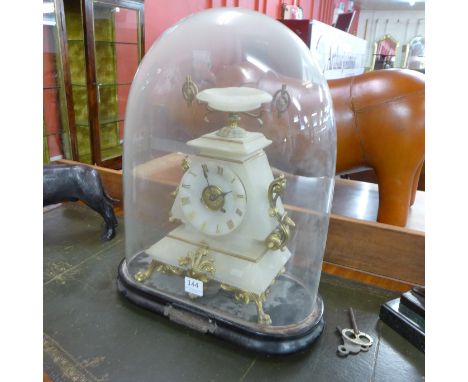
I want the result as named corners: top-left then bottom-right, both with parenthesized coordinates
top-left (117, 8), bottom-right (337, 355)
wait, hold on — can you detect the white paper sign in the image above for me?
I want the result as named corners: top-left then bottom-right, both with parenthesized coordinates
top-left (310, 20), bottom-right (368, 80)
top-left (184, 276), bottom-right (203, 297)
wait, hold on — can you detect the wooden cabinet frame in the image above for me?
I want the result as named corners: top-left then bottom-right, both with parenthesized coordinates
top-left (58, 0), bottom-right (144, 168)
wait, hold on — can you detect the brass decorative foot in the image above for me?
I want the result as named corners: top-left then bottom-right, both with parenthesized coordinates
top-left (252, 292), bottom-right (272, 325)
top-left (221, 284), bottom-right (272, 326)
top-left (134, 260), bottom-right (184, 282)
top-left (134, 260), bottom-right (159, 282)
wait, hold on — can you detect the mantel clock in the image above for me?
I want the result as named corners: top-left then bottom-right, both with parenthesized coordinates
top-left (117, 8), bottom-right (337, 354)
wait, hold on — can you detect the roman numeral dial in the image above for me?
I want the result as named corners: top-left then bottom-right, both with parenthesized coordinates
top-left (178, 160), bottom-right (247, 236)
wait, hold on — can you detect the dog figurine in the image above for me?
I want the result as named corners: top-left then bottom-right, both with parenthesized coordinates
top-left (43, 164), bottom-right (118, 240)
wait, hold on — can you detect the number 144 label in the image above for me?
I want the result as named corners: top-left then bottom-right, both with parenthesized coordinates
top-left (185, 276), bottom-right (203, 297)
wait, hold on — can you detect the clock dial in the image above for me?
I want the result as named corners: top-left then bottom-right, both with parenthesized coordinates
top-left (178, 161), bottom-right (247, 236)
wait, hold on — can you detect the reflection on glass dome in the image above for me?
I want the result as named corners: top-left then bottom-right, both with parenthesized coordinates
top-left (118, 7), bottom-right (336, 354)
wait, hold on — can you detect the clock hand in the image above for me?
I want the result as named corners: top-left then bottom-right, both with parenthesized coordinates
top-left (215, 190), bottom-right (232, 199)
top-left (202, 165), bottom-right (210, 187)
top-left (211, 191), bottom-right (231, 212)
top-left (201, 166), bottom-right (221, 204)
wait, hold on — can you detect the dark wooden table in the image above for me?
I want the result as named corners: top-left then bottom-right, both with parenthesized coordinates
top-left (43, 203), bottom-right (424, 382)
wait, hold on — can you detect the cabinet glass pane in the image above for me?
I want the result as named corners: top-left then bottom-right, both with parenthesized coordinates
top-left (72, 86), bottom-right (89, 126)
top-left (68, 41), bottom-right (86, 85)
top-left (93, 2), bottom-right (140, 163)
top-left (64, 0), bottom-right (84, 40)
top-left (64, 0), bottom-right (91, 162)
top-left (43, 0), bottom-right (72, 162)
top-left (76, 126), bottom-right (92, 164)
top-left (116, 44), bottom-right (139, 83)
top-left (117, 84), bottom-right (130, 141)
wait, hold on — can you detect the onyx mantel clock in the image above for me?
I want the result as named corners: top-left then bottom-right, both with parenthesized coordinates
top-left (117, 7), bottom-right (336, 355)
top-left (134, 86), bottom-right (295, 324)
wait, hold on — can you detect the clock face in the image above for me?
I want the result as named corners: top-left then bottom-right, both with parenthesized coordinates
top-left (178, 161), bottom-right (247, 236)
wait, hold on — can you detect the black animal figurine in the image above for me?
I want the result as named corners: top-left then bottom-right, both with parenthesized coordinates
top-left (43, 164), bottom-right (118, 241)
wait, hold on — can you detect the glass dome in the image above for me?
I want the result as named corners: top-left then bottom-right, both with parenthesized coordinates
top-left (118, 7), bottom-right (336, 354)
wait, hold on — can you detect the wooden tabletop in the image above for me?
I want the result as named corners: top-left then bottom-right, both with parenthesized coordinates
top-left (43, 203), bottom-right (424, 382)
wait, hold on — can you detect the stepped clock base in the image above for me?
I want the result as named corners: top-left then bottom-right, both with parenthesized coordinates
top-left (144, 228), bottom-right (291, 295)
top-left (117, 257), bottom-right (325, 355)
top-left (133, 257), bottom-right (275, 325)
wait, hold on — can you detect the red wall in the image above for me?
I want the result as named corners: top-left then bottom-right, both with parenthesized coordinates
top-left (143, 0), bottom-right (358, 51)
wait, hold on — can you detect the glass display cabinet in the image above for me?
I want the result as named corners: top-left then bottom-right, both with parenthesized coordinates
top-left (43, 0), bottom-right (144, 168)
top-left (371, 34), bottom-right (399, 70)
top-left (117, 8), bottom-right (337, 354)
top-left (65, 0), bottom-right (144, 168)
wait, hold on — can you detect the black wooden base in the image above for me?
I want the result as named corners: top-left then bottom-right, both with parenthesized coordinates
top-left (117, 258), bottom-right (325, 355)
top-left (379, 292), bottom-right (425, 353)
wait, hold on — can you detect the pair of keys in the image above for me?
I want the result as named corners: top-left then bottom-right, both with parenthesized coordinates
top-left (337, 307), bottom-right (374, 356)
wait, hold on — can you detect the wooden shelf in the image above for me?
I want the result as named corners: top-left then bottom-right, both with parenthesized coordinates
top-left (68, 39), bottom-right (138, 45)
